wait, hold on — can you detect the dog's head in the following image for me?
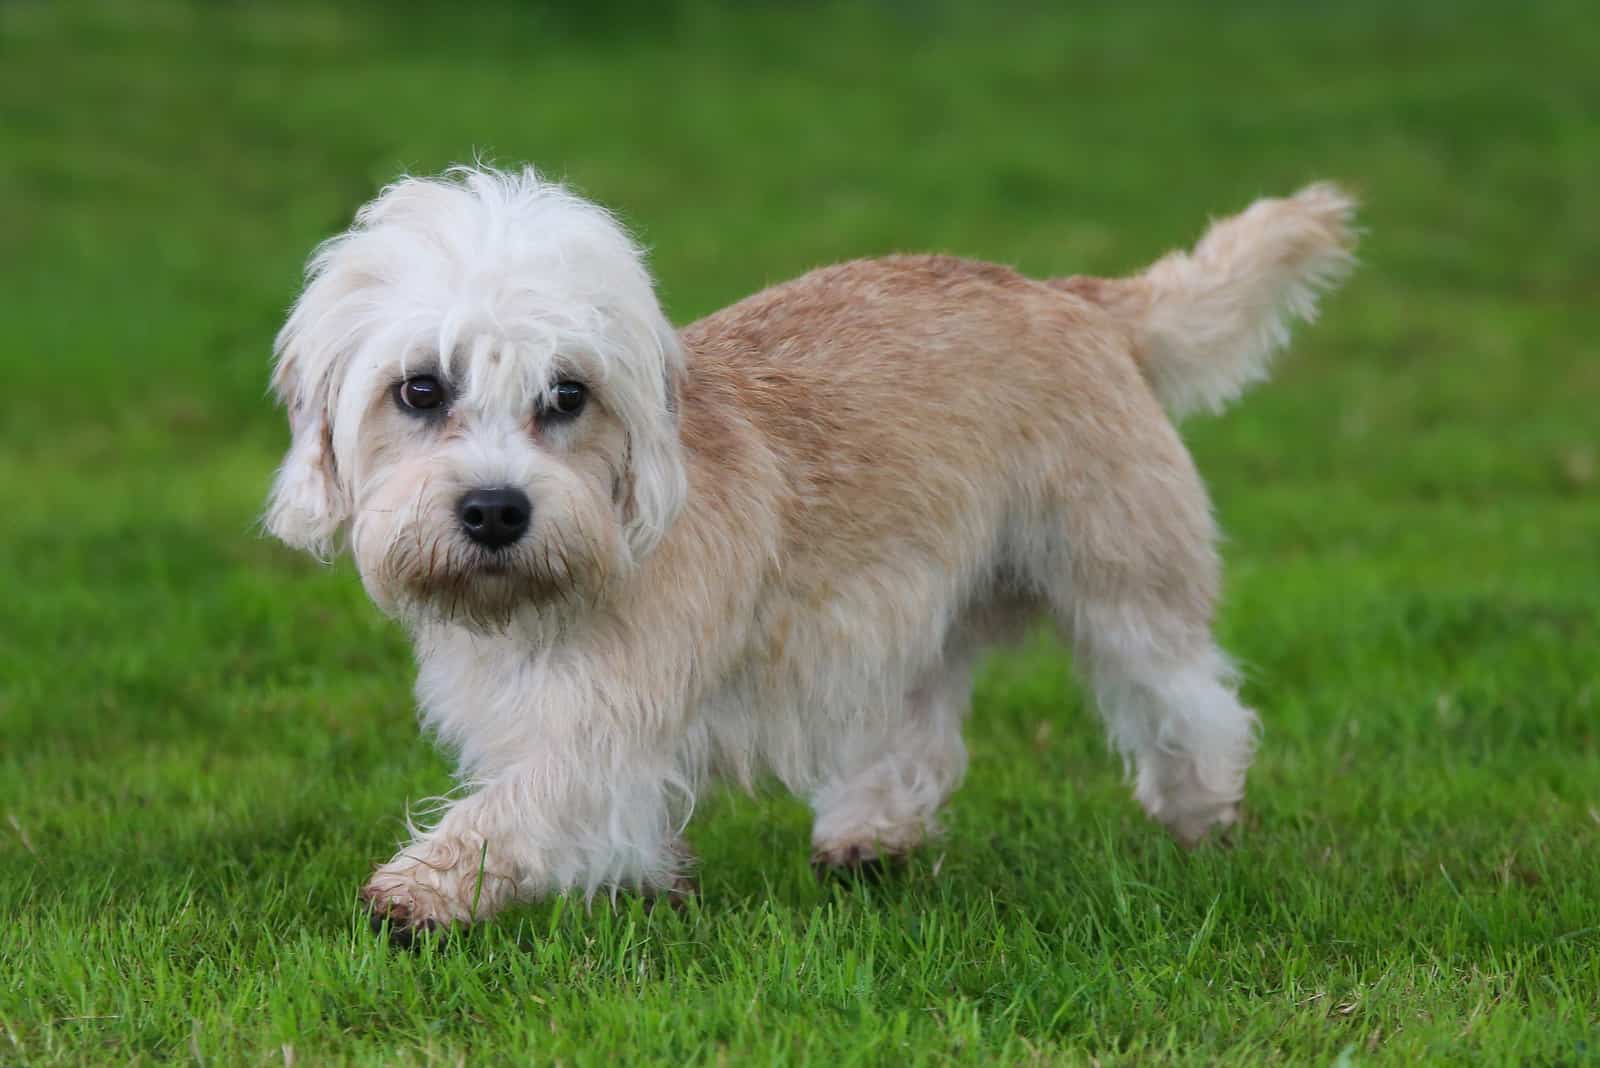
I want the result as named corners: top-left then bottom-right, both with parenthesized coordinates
top-left (265, 166), bottom-right (686, 627)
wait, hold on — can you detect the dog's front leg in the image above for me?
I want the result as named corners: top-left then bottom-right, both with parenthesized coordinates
top-left (362, 728), bottom-right (694, 941)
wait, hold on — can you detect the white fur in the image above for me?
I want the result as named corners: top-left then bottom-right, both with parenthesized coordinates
top-left (267, 166), bottom-right (686, 563)
top-left (265, 166), bottom-right (1354, 931)
top-left (1127, 182), bottom-right (1357, 418)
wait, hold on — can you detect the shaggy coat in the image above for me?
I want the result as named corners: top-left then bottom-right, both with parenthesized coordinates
top-left (266, 167), bottom-right (1356, 936)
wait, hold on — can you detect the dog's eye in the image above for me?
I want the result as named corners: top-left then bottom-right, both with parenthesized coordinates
top-left (547, 381), bottom-right (587, 420)
top-left (396, 375), bottom-right (447, 413)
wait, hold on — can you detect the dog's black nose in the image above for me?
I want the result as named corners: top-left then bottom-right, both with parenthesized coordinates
top-left (457, 488), bottom-right (531, 549)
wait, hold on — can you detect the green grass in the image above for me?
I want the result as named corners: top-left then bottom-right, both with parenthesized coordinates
top-left (3, 1), bottom-right (1598, 1063)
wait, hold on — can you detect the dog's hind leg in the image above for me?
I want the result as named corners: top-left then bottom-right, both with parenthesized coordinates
top-left (1033, 408), bottom-right (1258, 846)
top-left (1070, 612), bottom-right (1257, 845)
top-left (808, 654), bottom-right (974, 872)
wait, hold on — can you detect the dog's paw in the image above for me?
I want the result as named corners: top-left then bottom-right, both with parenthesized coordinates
top-left (1158, 798), bottom-right (1241, 849)
top-left (364, 900), bottom-right (446, 948)
top-left (810, 840), bottom-right (909, 883)
top-left (641, 872), bottom-right (700, 914)
top-left (1136, 752), bottom-right (1247, 849)
top-left (361, 867), bottom-right (465, 946)
top-left (1145, 793), bottom-right (1241, 850)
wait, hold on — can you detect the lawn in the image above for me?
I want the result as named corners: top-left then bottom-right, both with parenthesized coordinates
top-left (2, 1), bottom-right (1598, 1064)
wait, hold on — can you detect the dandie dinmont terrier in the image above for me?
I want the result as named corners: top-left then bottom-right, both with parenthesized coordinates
top-left (266, 166), bottom-right (1355, 938)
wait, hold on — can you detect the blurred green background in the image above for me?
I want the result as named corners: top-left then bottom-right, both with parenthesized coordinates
top-left (1, 2), bottom-right (1597, 1064)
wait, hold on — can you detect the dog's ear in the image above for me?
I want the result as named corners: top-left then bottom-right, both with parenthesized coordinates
top-left (264, 339), bottom-right (351, 558)
top-left (618, 323), bottom-right (689, 563)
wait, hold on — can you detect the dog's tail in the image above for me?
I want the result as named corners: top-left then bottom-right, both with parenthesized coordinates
top-left (1053, 183), bottom-right (1358, 419)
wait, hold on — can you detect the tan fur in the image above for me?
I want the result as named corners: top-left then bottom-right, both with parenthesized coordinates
top-left (265, 169), bottom-right (1356, 934)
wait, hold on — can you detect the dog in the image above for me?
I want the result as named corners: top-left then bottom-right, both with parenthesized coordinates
top-left (265, 166), bottom-right (1356, 938)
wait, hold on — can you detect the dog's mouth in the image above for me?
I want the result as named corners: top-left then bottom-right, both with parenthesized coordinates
top-left (371, 529), bottom-right (596, 628)
top-left (473, 553), bottom-right (515, 577)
